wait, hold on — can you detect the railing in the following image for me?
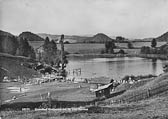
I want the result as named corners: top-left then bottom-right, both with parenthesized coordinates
top-left (98, 81), bottom-right (168, 105)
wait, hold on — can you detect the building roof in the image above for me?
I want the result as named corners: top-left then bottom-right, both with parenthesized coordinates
top-left (93, 83), bottom-right (113, 92)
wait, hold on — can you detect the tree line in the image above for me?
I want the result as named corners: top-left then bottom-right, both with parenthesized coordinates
top-left (40, 37), bottom-right (68, 68)
top-left (0, 34), bottom-right (36, 59)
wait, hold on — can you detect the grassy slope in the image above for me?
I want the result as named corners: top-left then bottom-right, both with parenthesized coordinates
top-left (0, 53), bottom-right (38, 81)
top-left (1, 96), bottom-right (168, 119)
top-left (98, 73), bottom-right (168, 104)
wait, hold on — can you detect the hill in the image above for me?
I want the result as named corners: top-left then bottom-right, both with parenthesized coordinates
top-left (19, 31), bottom-right (44, 41)
top-left (0, 30), bottom-right (37, 59)
top-left (0, 30), bottom-right (15, 37)
top-left (0, 30), bottom-right (18, 55)
top-left (80, 33), bottom-right (114, 43)
top-left (38, 33), bottom-right (89, 43)
top-left (156, 31), bottom-right (168, 42)
top-left (0, 53), bottom-right (38, 81)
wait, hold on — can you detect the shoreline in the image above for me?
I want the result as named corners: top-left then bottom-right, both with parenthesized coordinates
top-left (67, 53), bottom-right (168, 60)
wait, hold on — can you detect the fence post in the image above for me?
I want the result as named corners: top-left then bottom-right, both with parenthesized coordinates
top-left (147, 88), bottom-right (150, 98)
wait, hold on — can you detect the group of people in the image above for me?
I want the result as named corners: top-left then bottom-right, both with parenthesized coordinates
top-left (109, 75), bottom-right (138, 91)
top-left (109, 79), bottom-right (120, 91)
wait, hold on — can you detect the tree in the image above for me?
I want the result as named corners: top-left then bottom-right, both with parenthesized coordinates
top-left (16, 37), bottom-right (35, 59)
top-left (118, 49), bottom-right (125, 54)
top-left (43, 37), bottom-right (50, 50)
top-left (116, 36), bottom-right (125, 42)
top-left (151, 38), bottom-right (157, 48)
top-left (105, 42), bottom-right (110, 53)
top-left (42, 39), bottom-right (58, 66)
top-left (127, 42), bottom-right (134, 49)
top-left (0, 35), bottom-right (18, 55)
top-left (64, 41), bottom-right (70, 44)
top-left (140, 46), bottom-right (151, 54)
top-left (105, 41), bottom-right (116, 53)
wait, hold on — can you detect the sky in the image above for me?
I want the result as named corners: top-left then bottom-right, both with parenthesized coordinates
top-left (1, 0), bottom-right (168, 39)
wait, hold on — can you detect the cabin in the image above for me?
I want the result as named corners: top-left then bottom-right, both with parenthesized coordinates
top-left (94, 83), bottom-right (113, 98)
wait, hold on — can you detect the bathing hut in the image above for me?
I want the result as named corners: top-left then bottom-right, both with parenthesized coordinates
top-left (93, 83), bottom-right (113, 98)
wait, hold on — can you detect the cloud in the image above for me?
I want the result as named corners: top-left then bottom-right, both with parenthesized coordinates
top-left (1, 0), bottom-right (168, 38)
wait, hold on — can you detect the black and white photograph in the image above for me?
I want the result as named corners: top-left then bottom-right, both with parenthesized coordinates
top-left (1, 0), bottom-right (168, 118)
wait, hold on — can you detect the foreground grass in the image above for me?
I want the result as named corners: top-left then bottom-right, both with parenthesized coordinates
top-left (1, 95), bottom-right (168, 119)
top-left (2, 70), bottom-right (168, 118)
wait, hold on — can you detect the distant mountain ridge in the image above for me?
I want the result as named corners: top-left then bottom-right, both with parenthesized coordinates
top-left (79, 33), bottom-right (115, 43)
top-left (1, 29), bottom-right (168, 44)
top-left (38, 33), bottom-right (90, 43)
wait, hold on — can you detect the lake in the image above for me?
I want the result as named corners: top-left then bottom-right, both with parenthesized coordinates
top-left (66, 57), bottom-right (168, 81)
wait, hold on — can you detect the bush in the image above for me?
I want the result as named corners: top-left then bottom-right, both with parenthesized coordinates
top-left (127, 42), bottom-right (134, 49)
top-left (101, 49), bottom-right (105, 54)
top-left (64, 51), bottom-right (70, 55)
top-left (105, 41), bottom-right (116, 53)
top-left (140, 46), bottom-right (151, 54)
top-left (118, 49), bottom-right (125, 54)
top-left (64, 41), bottom-right (70, 44)
top-left (151, 38), bottom-right (157, 48)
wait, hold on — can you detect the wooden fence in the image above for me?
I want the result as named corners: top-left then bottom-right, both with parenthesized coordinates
top-left (98, 81), bottom-right (168, 105)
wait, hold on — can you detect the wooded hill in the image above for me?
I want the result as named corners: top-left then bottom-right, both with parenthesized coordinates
top-left (156, 31), bottom-right (168, 42)
top-left (0, 30), bottom-right (36, 58)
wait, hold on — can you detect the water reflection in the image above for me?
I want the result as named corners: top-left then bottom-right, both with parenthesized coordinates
top-left (152, 59), bottom-right (157, 74)
top-left (66, 57), bottom-right (168, 81)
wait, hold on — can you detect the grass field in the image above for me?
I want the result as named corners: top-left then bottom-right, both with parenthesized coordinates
top-left (0, 81), bottom-right (96, 104)
top-left (1, 73), bottom-right (168, 119)
top-left (29, 41), bottom-right (166, 54)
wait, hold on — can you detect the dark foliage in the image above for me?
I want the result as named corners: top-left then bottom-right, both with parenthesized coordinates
top-left (116, 36), bottom-right (125, 42)
top-left (101, 49), bottom-right (105, 54)
top-left (16, 37), bottom-right (36, 59)
top-left (105, 41), bottom-right (116, 53)
top-left (64, 41), bottom-right (70, 44)
top-left (42, 37), bottom-right (58, 65)
top-left (0, 32), bottom-right (18, 55)
top-left (127, 42), bottom-right (134, 49)
top-left (141, 44), bottom-right (168, 54)
top-left (116, 36), bottom-right (124, 41)
top-left (151, 38), bottom-right (157, 48)
top-left (42, 37), bottom-right (68, 68)
top-left (140, 46), bottom-right (151, 54)
top-left (118, 49), bottom-right (125, 54)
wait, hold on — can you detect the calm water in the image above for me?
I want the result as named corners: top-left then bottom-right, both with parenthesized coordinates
top-left (66, 57), bottom-right (168, 80)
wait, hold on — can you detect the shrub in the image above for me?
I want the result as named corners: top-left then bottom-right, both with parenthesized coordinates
top-left (118, 49), bottom-right (125, 54)
top-left (140, 46), bottom-right (151, 54)
top-left (127, 42), bottom-right (134, 49)
top-left (105, 41), bottom-right (116, 53)
top-left (151, 38), bottom-right (157, 48)
top-left (101, 49), bottom-right (105, 54)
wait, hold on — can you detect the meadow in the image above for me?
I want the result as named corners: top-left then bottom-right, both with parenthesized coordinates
top-left (29, 41), bottom-right (166, 54)
top-left (1, 74), bottom-right (168, 119)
